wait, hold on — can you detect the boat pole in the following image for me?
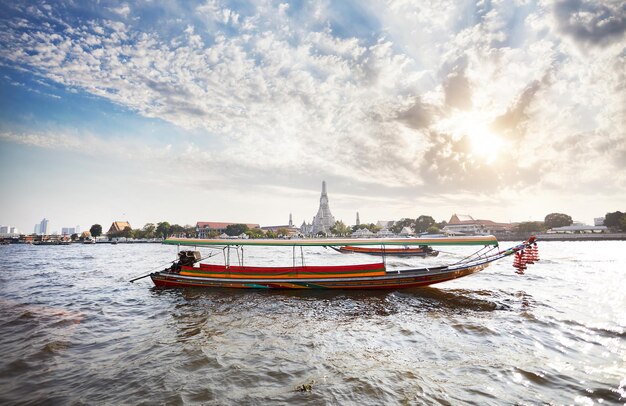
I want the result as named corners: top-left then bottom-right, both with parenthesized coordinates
top-left (129, 273), bottom-right (153, 283)
top-left (128, 258), bottom-right (178, 283)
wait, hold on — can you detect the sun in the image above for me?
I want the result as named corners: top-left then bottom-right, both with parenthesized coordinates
top-left (437, 113), bottom-right (506, 164)
top-left (466, 123), bottom-right (504, 164)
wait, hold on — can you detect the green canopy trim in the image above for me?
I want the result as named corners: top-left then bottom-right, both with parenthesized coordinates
top-left (163, 235), bottom-right (499, 247)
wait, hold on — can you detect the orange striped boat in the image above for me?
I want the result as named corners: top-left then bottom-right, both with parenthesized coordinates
top-left (334, 245), bottom-right (439, 257)
top-left (145, 236), bottom-right (539, 290)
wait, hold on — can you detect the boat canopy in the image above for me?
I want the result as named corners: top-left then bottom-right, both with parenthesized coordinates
top-left (163, 236), bottom-right (499, 247)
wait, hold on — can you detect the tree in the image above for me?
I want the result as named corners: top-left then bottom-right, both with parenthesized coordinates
top-left (225, 224), bottom-right (249, 236)
top-left (352, 223), bottom-right (381, 233)
top-left (245, 228), bottom-right (265, 239)
top-left (169, 224), bottom-right (185, 237)
top-left (426, 226), bottom-right (440, 234)
top-left (109, 226), bottom-right (133, 239)
top-left (276, 227), bottom-right (290, 237)
top-left (390, 218), bottom-right (414, 234)
top-left (330, 221), bottom-right (352, 237)
top-left (142, 223), bottom-right (156, 238)
top-left (415, 215), bottom-right (436, 233)
top-left (70, 233), bottom-right (79, 241)
top-left (604, 211), bottom-right (625, 229)
top-left (516, 221), bottom-right (546, 233)
top-left (90, 224), bottom-right (102, 237)
top-left (121, 226), bottom-right (132, 238)
top-left (265, 230), bottom-right (277, 239)
top-left (156, 222), bottom-right (171, 239)
top-left (619, 214), bottom-right (626, 232)
top-left (183, 224), bottom-right (197, 238)
top-left (544, 213), bottom-right (573, 229)
top-left (130, 228), bottom-right (142, 239)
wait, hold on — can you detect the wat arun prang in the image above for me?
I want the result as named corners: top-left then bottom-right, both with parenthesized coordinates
top-left (301, 181), bottom-right (336, 236)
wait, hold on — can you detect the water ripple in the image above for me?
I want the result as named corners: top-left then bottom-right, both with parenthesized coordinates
top-left (0, 242), bottom-right (624, 404)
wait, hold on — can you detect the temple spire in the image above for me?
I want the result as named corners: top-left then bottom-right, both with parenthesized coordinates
top-left (311, 181), bottom-right (335, 236)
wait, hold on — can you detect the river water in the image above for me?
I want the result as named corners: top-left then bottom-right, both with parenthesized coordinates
top-left (0, 241), bottom-right (624, 405)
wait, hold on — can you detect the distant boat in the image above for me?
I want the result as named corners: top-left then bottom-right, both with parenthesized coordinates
top-left (33, 240), bottom-right (70, 246)
top-left (83, 238), bottom-right (96, 244)
top-left (333, 245), bottom-right (439, 257)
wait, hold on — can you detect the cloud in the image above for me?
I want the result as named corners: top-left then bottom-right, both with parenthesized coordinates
top-left (491, 69), bottom-right (553, 139)
top-left (396, 98), bottom-right (437, 130)
top-left (0, 130), bottom-right (171, 162)
top-left (554, 0), bottom-right (626, 46)
top-left (110, 4), bottom-right (131, 19)
top-left (443, 64), bottom-right (473, 110)
top-left (0, 0), bottom-right (624, 223)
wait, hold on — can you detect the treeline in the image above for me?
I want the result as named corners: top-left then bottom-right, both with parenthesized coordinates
top-left (515, 213), bottom-right (573, 233)
top-left (76, 210), bottom-right (626, 241)
top-left (513, 211), bottom-right (626, 233)
top-left (203, 224), bottom-right (290, 239)
top-left (329, 215), bottom-right (447, 237)
top-left (77, 222), bottom-right (197, 241)
top-left (81, 222), bottom-right (294, 240)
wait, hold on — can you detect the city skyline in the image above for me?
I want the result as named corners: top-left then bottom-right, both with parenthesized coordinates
top-left (1, 1), bottom-right (624, 232)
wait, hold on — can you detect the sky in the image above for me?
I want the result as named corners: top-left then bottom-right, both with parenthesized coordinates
top-left (0, 0), bottom-right (624, 233)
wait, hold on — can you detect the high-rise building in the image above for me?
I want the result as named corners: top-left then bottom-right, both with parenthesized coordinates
top-left (62, 227), bottom-right (78, 236)
top-left (0, 226), bottom-right (19, 235)
top-left (35, 218), bottom-right (49, 235)
top-left (311, 181), bottom-right (336, 236)
top-left (40, 218), bottom-right (49, 235)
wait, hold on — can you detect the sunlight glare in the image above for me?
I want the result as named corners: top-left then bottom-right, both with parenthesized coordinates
top-left (467, 123), bottom-right (504, 164)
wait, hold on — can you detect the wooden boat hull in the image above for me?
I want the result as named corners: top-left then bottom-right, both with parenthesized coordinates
top-left (150, 263), bottom-right (489, 290)
top-left (146, 236), bottom-right (538, 290)
top-left (336, 245), bottom-right (439, 257)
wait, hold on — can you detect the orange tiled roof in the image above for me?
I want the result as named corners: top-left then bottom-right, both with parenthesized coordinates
top-left (109, 221), bottom-right (131, 232)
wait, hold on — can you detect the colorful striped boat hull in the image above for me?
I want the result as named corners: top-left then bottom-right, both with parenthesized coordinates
top-left (150, 263), bottom-right (489, 290)
top-left (181, 262), bottom-right (386, 279)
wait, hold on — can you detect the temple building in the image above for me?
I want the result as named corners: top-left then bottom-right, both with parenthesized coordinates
top-left (442, 214), bottom-right (513, 235)
top-left (108, 221), bottom-right (131, 234)
top-left (310, 181), bottom-right (336, 236)
top-left (261, 214), bottom-right (299, 236)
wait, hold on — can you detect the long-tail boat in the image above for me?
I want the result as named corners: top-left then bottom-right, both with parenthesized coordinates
top-left (143, 236), bottom-right (539, 290)
top-left (332, 244), bottom-right (439, 257)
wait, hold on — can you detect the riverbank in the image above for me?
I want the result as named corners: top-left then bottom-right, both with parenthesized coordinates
top-left (496, 232), bottom-right (626, 242)
top-left (3, 233), bottom-right (625, 245)
top-left (0, 239), bottom-right (163, 245)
